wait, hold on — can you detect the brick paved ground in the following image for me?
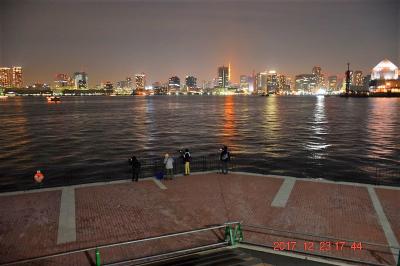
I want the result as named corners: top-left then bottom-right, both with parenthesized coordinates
top-left (376, 188), bottom-right (400, 243)
top-left (0, 173), bottom-right (399, 265)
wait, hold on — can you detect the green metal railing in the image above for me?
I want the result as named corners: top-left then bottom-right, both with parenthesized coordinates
top-left (1, 222), bottom-right (243, 266)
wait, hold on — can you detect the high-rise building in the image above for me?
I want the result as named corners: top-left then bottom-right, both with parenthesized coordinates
top-left (135, 73), bottom-right (146, 92)
top-left (255, 72), bottom-right (267, 94)
top-left (239, 75), bottom-right (249, 90)
top-left (312, 66), bottom-right (324, 89)
top-left (126, 77), bottom-right (133, 88)
top-left (295, 74), bottom-right (317, 93)
top-left (54, 73), bottom-right (71, 88)
top-left (328, 76), bottom-right (338, 91)
top-left (363, 75), bottom-right (371, 91)
top-left (218, 65), bottom-right (230, 88)
top-left (353, 71), bottom-right (363, 86)
top-left (0, 67), bottom-right (12, 88)
top-left (277, 74), bottom-right (291, 94)
top-left (11, 67), bottom-right (23, 88)
top-left (104, 81), bottom-right (113, 90)
top-left (73, 72), bottom-right (88, 89)
top-left (267, 70), bottom-right (278, 94)
top-left (185, 75), bottom-right (197, 89)
top-left (168, 76), bottom-right (180, 93)
top-left (0, 66), bottom-right (23, 88)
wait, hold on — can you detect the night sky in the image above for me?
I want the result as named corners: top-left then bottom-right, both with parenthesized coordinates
top-left (1, 0), bottom-right (399, 86)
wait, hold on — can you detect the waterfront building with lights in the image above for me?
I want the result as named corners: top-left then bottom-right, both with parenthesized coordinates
top-left (168, 76), bottom-right (180, 94)
top-left (267, 70), bottom-right (278, 94)
top-left (369, 59), bottom-right (400, 93)
top-left (0, 67), bottom-right (12, 88)
top-left (255, 72), bottom-right (267, 95)
top-left (217, 65), bottom-right (230, 88)
top-left (73, 72), bottom-right (88, 89)
top-left (328, 76), bottom-right (338, 92)
top-left (295, 74), bottom-right (317, 94)
top-left (11, 67), bottom-right (23, 88)
top-left (135, 73), bottom-right (146, 95)
top-left (0, 66), bottom-right (23, 88)
top-left (185, 75), bottom-right (197, 90)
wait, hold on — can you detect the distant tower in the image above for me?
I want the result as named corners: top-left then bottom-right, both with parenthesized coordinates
top-left (345, 63), bottom-right (351, 94)
top-left (218, 66), bottom-right (229, 88)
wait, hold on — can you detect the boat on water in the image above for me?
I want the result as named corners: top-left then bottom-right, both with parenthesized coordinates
top-left (46, 96), bottom-right (61, 102)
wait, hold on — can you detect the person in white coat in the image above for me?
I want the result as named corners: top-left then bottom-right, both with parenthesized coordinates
top-left (164, 153), bottom-right (174, 180)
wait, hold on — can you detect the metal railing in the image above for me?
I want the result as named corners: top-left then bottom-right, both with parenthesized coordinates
top-left (241, 224), bottom-right (400, 266)
top-left (0, 222), bottom-right (242, 266)
top-left (1, 153), bottom-right (398, 193)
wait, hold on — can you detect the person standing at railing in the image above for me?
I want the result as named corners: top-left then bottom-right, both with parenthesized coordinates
top-left (129, 156), bottom-right (141, 182)
top-left (220, 145), bottom-right (230, 174)
top-left (183, 149), bottom-right (191, 175)
top-left (164, 153), bottom-right (174, 180)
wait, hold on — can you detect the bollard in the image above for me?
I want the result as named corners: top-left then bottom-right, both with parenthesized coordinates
top-left (235, 223), bottom-right (243, 242)
top-left (225, 225), bottom-right (237, 246)
top-left (95, 248), bottom-right (101, 266)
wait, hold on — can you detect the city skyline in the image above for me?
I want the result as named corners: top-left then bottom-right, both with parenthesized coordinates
top-left (1, 0), bottom-right (399, 85)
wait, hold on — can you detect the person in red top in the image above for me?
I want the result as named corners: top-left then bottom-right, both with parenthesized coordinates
top-left (34, 170), bottom-right (44, 183)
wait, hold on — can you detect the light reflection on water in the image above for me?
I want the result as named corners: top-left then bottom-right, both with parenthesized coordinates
top-left (306, 95), bottom-right (330, 159)
top-left (0, 96), bottom-right (399, 187)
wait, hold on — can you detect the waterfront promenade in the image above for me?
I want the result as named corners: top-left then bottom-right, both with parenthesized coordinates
top-left (0, 172), bottom-right (399, 265)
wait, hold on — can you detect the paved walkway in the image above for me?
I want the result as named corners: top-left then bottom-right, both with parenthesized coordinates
top-left (0, 173), bottom-right (399, 265)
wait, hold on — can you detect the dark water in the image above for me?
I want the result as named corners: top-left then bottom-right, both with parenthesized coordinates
top-left (1, 96), bottom-right (399, 190)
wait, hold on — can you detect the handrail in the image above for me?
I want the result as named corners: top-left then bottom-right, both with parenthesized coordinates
top-left (104, 242), bottom-right (229, 266)
top-left (1, 222), bottom-right (241, 266)
top-left (243, 224), bottom-right (400, 250)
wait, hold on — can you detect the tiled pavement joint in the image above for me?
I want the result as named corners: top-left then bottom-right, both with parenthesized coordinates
top-left (151, 177), bottom-right (167, 190)
top-left (367, 187), bottom-right (399, 264)
top-left (271, 178), bottom-right (296, 208)
top-left (57, 186), bottom-right (76, 244)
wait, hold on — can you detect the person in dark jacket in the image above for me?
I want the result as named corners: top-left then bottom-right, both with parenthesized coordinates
top-left (183, 149), bottom-right (191, 175)
top-left (129, 156), bottom-right (141, 182)
top-left (220, 146), bottom-right (230, 174)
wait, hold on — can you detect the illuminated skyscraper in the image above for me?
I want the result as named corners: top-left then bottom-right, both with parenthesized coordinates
top-left (267, 70), bottom-right (278, 94)
top-left (126, 77), bottom-right (133, 88)
top-left (185, 75), bottom-right (197, 89)
top-left (218, 65), bottom-right (230, 88)
top-left (328, 76), bottom-right (338, 91)
top-left (239, 75), bottom-right (249, 90)
top-left (135, 73), bottom-right (146, 92)
top-left (295, 74), bottom-right (317, 93)
top-left (277, 74), bottom-right (290, 94)
top-left (168, 76), bottom-right (180, 93)
top-left (255, 72), bottom-right (267, 94)
top-left (353, 71), bottom-right (363, 86)
top-left (104, 81), bottom-right (113, 90)
top-left (54, 73), bottom-right (71, 88)
top-left (11, 67), bottom-right (23, 88)
top-left (73, 72), bottom-right (88, 89)
top-left (0, 67), bottom-right (12, 88)
top-left (312, 66), bottom-right (324, 89)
